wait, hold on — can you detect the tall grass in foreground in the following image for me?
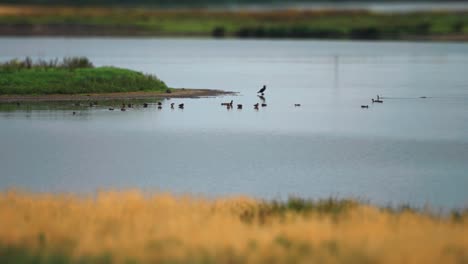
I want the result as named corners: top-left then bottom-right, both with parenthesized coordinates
top-left (0, 191), bottom-right (467, 264)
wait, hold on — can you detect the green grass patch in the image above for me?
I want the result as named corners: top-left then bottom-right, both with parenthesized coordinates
top-left (0, 58), bottom-right (168, 95)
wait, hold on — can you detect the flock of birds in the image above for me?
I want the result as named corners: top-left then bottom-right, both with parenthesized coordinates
top-left (110, 101), bottom-right (185, 112)
top-left (69, 85), bottom-right (404, 115)
top-left (98, 85), bottom-right (302, 113)
top-left (218, 85), bottom-right (291, 110)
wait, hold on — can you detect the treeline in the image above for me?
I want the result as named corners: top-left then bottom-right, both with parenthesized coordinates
top-left (0, 0), bottom-right (465, 7)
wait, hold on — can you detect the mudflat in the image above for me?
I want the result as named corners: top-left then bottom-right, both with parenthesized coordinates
top-left (0, 89), bottom-right (235, 103)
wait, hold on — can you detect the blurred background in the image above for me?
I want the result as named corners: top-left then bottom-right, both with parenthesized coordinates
top-left (0, 0), bottom-right (467, 41)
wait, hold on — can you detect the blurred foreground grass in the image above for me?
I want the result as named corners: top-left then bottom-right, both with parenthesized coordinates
top-left (0, 5), bottom-right (468, 40)
top-left (0, 191), bottom-right (467, 263)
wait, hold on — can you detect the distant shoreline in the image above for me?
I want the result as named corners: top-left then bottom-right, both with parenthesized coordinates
top-left (1, 26), bottom-right (467, 42)
top-left (0, 89), bottom-right (235, 103)
top-left (1, 5), bottom-right (467, 41)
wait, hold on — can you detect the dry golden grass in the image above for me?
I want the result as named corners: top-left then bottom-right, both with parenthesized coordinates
top-left (0, 190), bottom-right (467, 263)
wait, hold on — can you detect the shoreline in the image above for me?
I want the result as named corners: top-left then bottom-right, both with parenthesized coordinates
top-left (0, 24), bottom-right (467, 42)
top-left (1, 5), bottom-right (468, 42)
top-left (0, 88), bottom-right (236, 103)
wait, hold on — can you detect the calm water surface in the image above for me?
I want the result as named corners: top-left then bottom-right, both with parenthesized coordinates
top-left (1, 38), bottom-right (468, 209)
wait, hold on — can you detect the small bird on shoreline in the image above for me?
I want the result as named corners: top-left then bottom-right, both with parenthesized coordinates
top-left (257, 85), bottom-right (266, 96)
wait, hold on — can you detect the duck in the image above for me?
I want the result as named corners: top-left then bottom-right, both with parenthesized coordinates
top-left (157, 102), bottom-right (162, 106)
top-left (221, 100), bottom-right (233, 107)
top-left (294, 104), bottom-right (301, 107)
top-left (237, 104), bottom-right (242, 109)
top-left (254, 103), bottom-right (259, 109)
top-left (261, 103), bottom-right (267, 107)
top-left (361, 105), bottom-right (369, 108)
top-left (171, 103), bottom-right (175, 109)
top-left (372, 99), bottom-right (383, 103)
top-left (158, 106), bottom-right (162, 110)
top-left (178, 103), bottom-right (184, 109)
top-left (109, 107), bottom-right (114, 111)
top-left (143, 103), bottom-right (149, 108)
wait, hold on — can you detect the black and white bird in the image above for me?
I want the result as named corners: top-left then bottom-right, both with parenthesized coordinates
top-left (257, 85), bottom-right (266, 95)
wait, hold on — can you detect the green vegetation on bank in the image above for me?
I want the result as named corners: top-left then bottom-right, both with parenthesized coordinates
top-left (0, 57), bottom-right (169, 95)
top-left (0, 6), bottom-right (468, 40)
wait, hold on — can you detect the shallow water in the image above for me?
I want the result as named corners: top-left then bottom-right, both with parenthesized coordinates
top-left (1, 37), bottom-right (468, 209)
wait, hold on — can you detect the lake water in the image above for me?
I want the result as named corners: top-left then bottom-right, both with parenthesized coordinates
top-left (1, 37), bottom-right (468, 209)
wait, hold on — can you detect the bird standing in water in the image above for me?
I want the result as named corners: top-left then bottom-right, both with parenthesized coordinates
top-left (257, 85), bottom-right (266, 96)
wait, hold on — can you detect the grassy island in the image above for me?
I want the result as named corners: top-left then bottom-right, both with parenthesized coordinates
top-left (0, 57), bottom-right (169, 95)
top-left (0, 191), bottom-right (467, 264)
